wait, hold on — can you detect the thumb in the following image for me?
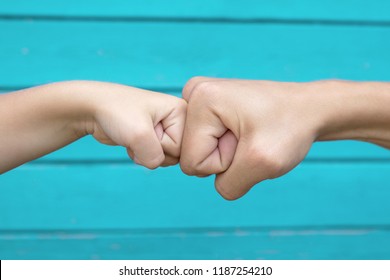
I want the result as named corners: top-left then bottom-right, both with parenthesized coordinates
top-left (180, 103), bottom-right (237, 176)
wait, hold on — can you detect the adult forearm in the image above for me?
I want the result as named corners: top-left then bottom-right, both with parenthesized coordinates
top-left (311, 81), bottom-right (390, 149)
top-left (0, 82), bottom-right (91, 173)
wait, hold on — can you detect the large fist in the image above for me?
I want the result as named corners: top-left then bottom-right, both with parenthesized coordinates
top-left (180, 77), bottom-right (324, 200)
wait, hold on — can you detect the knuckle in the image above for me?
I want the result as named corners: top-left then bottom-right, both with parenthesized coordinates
top-left (142, 153), bottom-right (165, 170)
top-left (166, 144), bottom-right (181, 158)
top-left (215, 181), bottom-right (240, 201)
top-left (179, 157), bottom-right (206, 176)
top-left (191, 81), bottom-right (217, 100)
top-left (165, 158), bottom-right (179, 167)
top-left (184, 76), bottom-right (207, 91)
top-left (179, 160), bottom-right (197, 176)
top-left (130, 126), bottom-right (151, 144)
top-left (184, 80), bottom-right (221, 105)
top-left (175, 97), bottom-right (188, 113)
top-left (247, 145), bottom-right (284, 178)
top-left (144, 161), bottom-right (159, 170)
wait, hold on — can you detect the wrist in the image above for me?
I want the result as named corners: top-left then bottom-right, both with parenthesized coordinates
top-left (45, 81), bottom-right (97, 138)
top-left (308, 80), bottom-right (390, 145)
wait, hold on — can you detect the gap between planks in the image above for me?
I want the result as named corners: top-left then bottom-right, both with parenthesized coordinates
top-left (1, 15), bottom-right (390, 27)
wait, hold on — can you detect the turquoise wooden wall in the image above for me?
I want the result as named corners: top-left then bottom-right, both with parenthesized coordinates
top-left (1, 0), bottom-right (390, 259)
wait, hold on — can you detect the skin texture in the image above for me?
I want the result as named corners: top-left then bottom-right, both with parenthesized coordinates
top-left (0, 81), bottom-right (187, 173)
top-left (180, 77), bottom-right (390, 200)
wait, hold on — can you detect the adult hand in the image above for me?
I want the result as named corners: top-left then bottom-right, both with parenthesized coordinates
top-left (180, 77), bottom-right (390, 200)
top-left (180, 77), bottom-right (318, 199)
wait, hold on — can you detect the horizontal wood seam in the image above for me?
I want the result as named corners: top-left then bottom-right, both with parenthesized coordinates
top-left (1, 15), bottom-right (390, 27)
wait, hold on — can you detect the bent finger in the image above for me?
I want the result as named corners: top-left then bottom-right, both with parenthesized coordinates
top-left (215, 140), bottom-right (269, 200)
top-left (128, 122), bottom-right (165, 169)
top-left (180, 104), bottom-right (234, 176)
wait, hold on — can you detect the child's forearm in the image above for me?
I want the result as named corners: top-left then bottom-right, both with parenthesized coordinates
top-left (0, 81), bottom-right (92, 173)
top-left (0, 81), bottom-right (186, 174)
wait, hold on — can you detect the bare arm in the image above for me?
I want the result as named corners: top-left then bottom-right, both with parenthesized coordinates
top-left (314, 81), bottom-right (390, 149)
top-left (0, 81), bottom-right (186, 174)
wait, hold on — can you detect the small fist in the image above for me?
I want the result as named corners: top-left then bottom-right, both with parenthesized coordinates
top-left (87, 82), bottom-right (187, 169)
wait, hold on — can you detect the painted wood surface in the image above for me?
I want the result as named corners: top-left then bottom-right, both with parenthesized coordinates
top-left (2, 228), bottom-right (390, 260)
top-left (1, 164), bottom-right (390, 229)
top-left (1, 21), bottom-right (390, 89)
top-left (1, 163), bottom-right (390, 259)
top-left (0, 0), bottom-right (389, 259)
top-left (1, 0), bottom-right (390, 22)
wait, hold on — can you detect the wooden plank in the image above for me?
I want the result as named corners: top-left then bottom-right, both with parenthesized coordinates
top-left (1, 228), bottom-right (390, 259)
top-left (0, 0), bottom-right (390, 22)
top-left (1, 163), bottom-right (389, 230)
top-left (1, 21), bottom-right (389, 89)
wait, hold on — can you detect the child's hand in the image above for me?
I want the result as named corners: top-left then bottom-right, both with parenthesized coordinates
top-left (0, 81), bottom-right (186, 173)
top-left (83, 81), bottom-right (187, 168)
